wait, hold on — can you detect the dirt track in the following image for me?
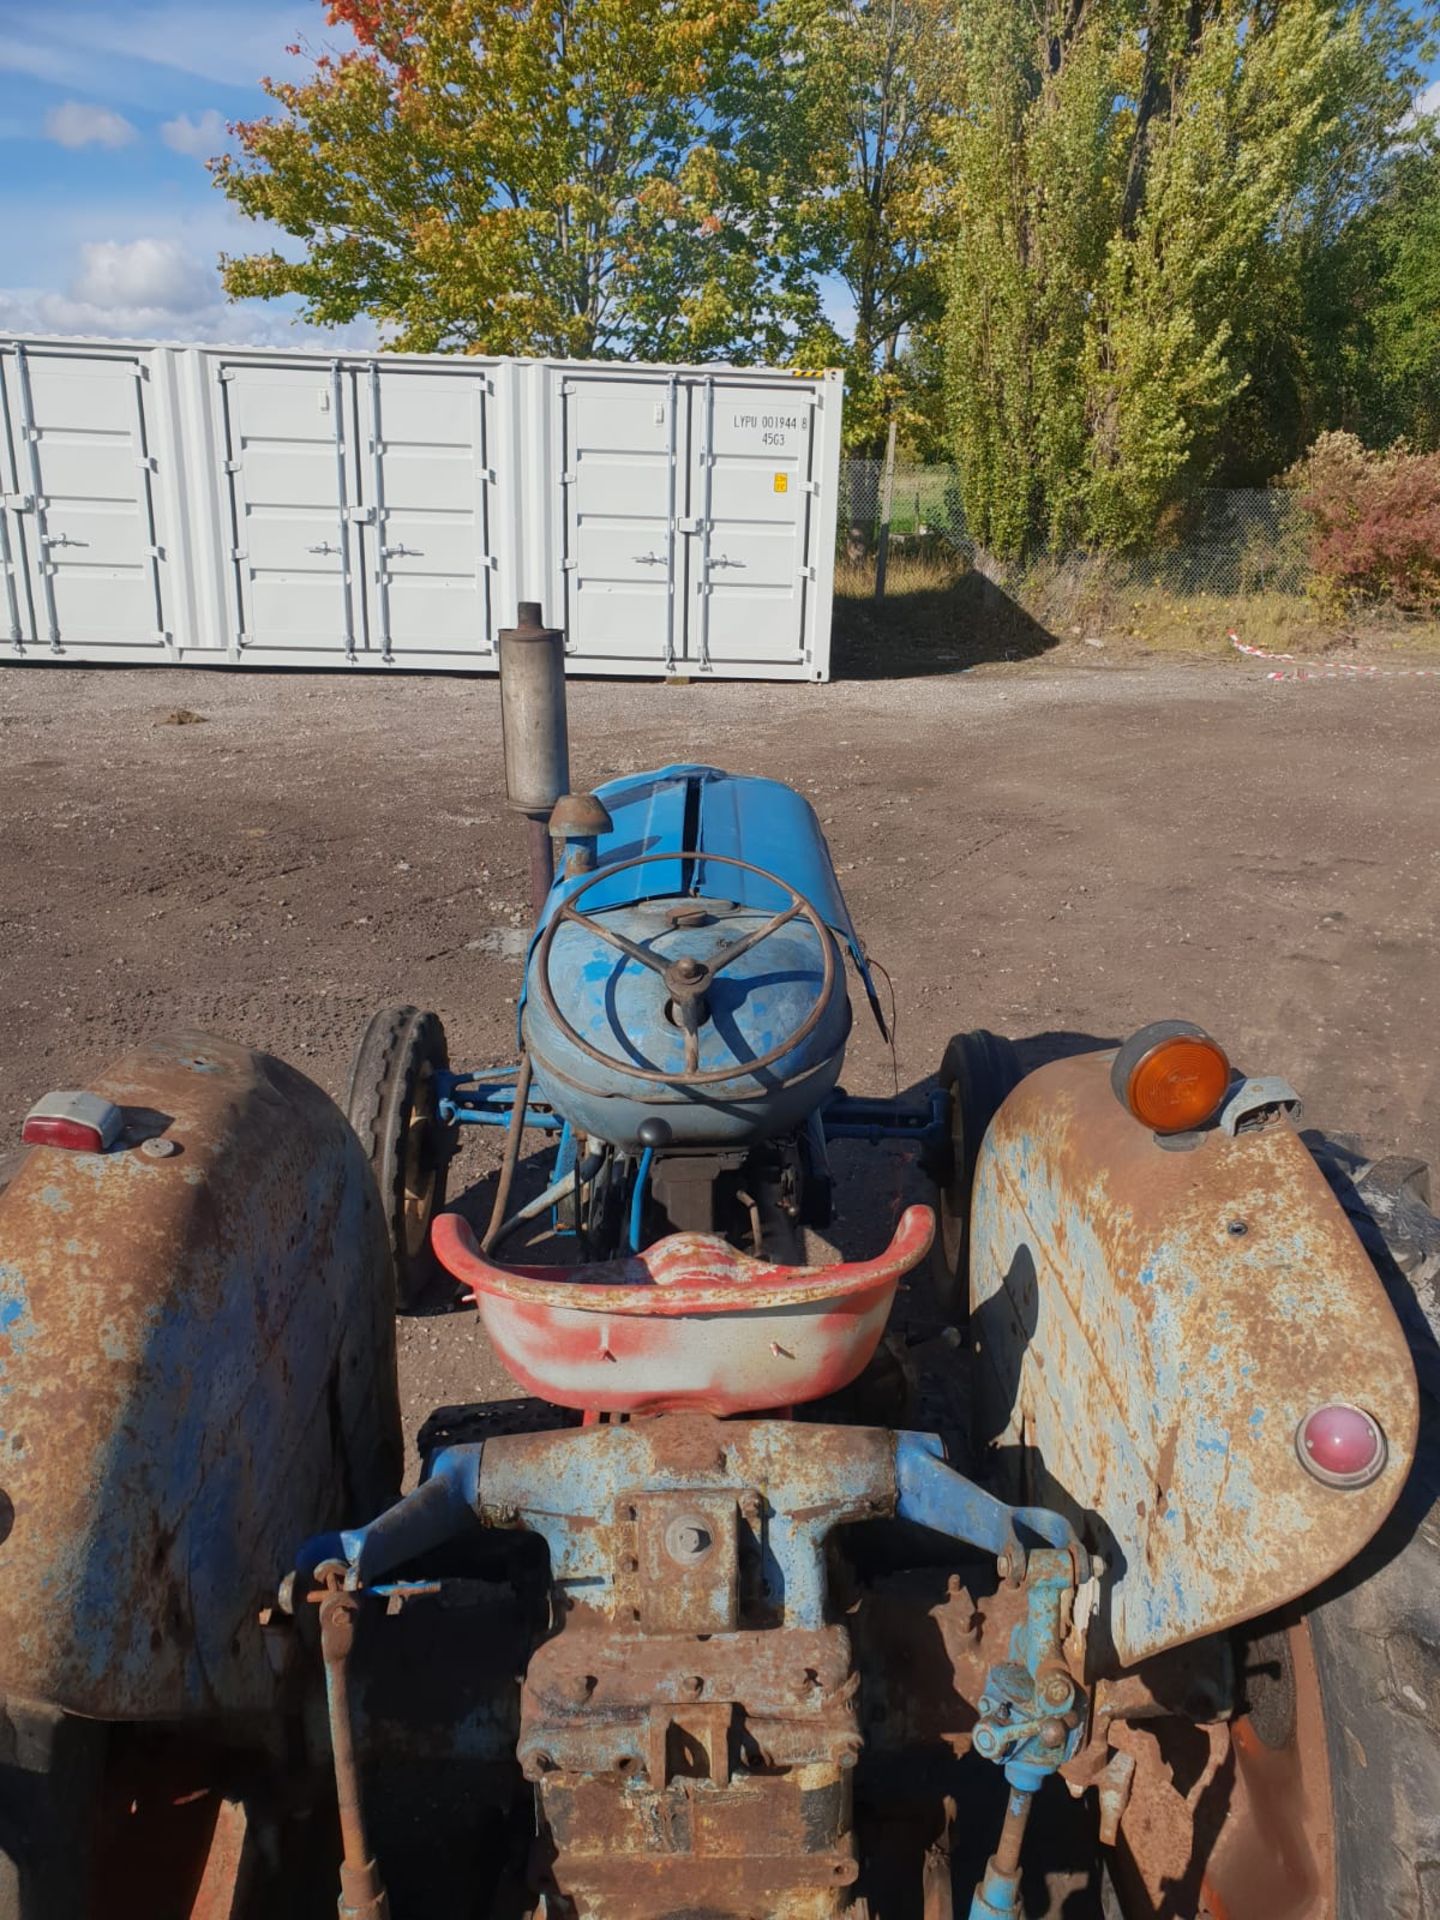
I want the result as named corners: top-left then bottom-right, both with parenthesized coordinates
top-left (2, 656), bottom-right (1437, 1438)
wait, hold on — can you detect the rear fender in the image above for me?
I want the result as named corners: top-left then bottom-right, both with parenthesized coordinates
top-left (0, 1033), bottom-right (401, 1721)
top-left (969, 1051), bottom-right (1418, 1670)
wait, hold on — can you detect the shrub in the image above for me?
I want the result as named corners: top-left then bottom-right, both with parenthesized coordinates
top-left (1283, 432), bottom-right (1440, 613)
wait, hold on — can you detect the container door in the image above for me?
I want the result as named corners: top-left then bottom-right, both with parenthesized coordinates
top-left (220, 360), bottom-right (365, 656)
top-left (1, 344), bottom-right (170, 653)
top-left (560, 374), bottom-right (686, 669)
top-left (0, 349), bottom-right (34, 654)
top-left (358, 363), bottom-right (496, 661)
top-left (685, 378), bottom-right (813, 672)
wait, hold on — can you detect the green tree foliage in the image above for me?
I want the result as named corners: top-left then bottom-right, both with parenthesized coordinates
top-left (944, 1), bottom-right (1435, 557)
top-left (214, 0), bottom-right (823, 360)
top-left (213, 1), bottom-right (1438, 538)
top-left (1374, 144), bottom-right (1440, 446)
top-left (773, 0), bottom-right (964, 452)
top-left (1304, 133), bottom-right (1440, 451)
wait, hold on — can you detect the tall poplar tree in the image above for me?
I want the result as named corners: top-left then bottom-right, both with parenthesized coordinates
top-left (945, 1), bottom-right (1433, 555)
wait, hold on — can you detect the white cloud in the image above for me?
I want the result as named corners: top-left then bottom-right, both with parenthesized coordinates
top-left (71, 238), bottom-right (215, 314)
top-left (44, 100), bottom-right (138, 150)
top-left (1416, 79), bottom-right (1440, 120)
top-left (161, 109), bottom-right (229, 160)
top-left (0, 233), bottom-right (380, 349)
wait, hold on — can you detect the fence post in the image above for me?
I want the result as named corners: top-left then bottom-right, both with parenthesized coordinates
top-left (874, 416), bottom-right (898, 601)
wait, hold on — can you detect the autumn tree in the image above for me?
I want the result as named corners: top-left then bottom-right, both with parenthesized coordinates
top-left (214, 0), bottom-right (823, 361)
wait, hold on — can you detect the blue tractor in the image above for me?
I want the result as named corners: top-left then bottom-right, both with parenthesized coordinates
top-left (0, 607), bottom-right (1434, 1920)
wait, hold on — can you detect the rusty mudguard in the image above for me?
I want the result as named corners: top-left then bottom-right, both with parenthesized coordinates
top-left (970, 1052), bottom-right (1419, 1672)
top-left (0, 1033), bottom-right (401, 1722)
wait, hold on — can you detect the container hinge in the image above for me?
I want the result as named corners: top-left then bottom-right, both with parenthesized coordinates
top-left (560, 470), bottom-right (576, 485)
top-left (346, 505), bottom-right (375, 524)
top-left (134, 455), bottom-right (157, 473)
top-left (224, 460), bottom-right (242, 474)
top-left (561, 556), bottom-right (578, 571)
top-left (802, 564), bottom-right (818, 581)
top-left (561, 381), bottom-right (577, 396)
top-left (218, 368), bottom-right (236, 382)
top-left (148, 544), bottom-right (163, 560)
top-left (3, 493), bottom-right (33, 512)
top-left (231, 547), bottom-right (247, 560)
top-left (485, 554), bottom-right (500, 570)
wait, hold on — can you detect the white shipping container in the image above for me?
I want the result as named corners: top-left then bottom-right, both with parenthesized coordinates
top-left (0, 336), bottom-right (842, 681)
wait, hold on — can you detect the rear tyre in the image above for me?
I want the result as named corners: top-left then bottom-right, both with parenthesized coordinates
top-left (1304, 1153), bottom-right (1440, 1919)
top-left (345, 1006), bottom-right (455, 1311)
top-left (929, 1030), bottom-right (1023, 1321)
top-left (0, 1706), bottom-right (105, 1920)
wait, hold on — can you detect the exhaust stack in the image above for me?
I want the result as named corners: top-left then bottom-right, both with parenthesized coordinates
top-left (498, 601), bottom-right (570, 914)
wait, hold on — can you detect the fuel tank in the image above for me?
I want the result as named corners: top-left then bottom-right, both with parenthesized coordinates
top-left (521, 765), bottom-right (872, 1151)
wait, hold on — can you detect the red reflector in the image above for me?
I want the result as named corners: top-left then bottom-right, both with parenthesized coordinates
top-left (21, 1115), bottom-right (105, 1152)
top-left (1296, 1403), bottom-right (1386, 1488)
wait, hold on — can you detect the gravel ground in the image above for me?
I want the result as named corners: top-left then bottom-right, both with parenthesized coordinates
top-left (2, 656), bottom-right (1437, 1443)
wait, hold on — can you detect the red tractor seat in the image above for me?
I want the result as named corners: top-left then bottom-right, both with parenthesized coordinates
top-left (431, 1205), bottom-right (935, 1416)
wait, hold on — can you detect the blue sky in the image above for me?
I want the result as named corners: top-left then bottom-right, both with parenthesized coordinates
top-left (0, 2), bottom-right (378, 343)
top-left (2, 3), bottom-right (1438, 351)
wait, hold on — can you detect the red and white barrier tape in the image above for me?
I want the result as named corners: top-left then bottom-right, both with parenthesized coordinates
top-left (1227, 630), bottom-right (1294, 661)
top-left (1228, 629), bottom-right (1440, 681)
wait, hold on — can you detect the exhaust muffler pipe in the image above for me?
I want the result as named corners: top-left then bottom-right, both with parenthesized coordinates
top-left (498, 601), bottom-right (570, 915)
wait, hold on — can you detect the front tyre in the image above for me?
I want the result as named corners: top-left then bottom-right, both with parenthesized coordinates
top-left (345, 1006), bottom-right (454, 1310)
top-left (930, 1029), bottom-right (1022, 1322)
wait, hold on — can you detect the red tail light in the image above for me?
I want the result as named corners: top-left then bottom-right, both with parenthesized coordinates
top-left (21, 1092), bottom-right (123, 1154)
top-left (1296, 1403), bottom-right (1387, 1488)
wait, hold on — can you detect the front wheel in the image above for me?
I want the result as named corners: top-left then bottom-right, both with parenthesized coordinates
top-left (345, 1006), bottom-right (455, 1310)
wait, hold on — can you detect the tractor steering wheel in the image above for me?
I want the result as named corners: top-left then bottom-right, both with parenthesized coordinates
top-left (533, 850), bottom-right (837, 1087)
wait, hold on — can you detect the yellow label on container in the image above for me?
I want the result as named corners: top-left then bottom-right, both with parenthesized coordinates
top-left (774, 473), bottom-right (788, 494)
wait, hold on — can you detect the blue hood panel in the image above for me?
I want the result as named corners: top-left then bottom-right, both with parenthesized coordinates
top-left (537, 765), bottom-right (879, 1009)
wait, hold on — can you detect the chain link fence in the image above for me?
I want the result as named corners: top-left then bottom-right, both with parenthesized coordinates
top-left (838, 459), bottom-right (1310, 599)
